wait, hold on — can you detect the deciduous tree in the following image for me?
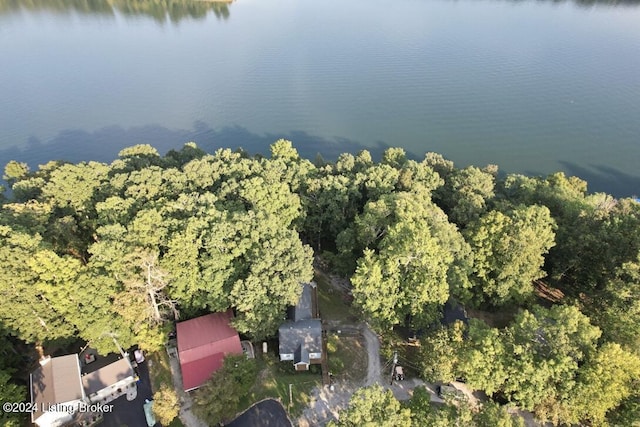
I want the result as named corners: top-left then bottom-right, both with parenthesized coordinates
top-left (192, 355), bottom-right (257, 424)
top-left (465, 206), bottom-right (555, 305)
top-left (330, 385), bottom-right (411, 427)
top-left (152, 384), bottom-right (180, 426)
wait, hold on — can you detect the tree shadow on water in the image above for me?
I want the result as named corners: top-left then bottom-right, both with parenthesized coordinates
top-left (0, 122), bottom-right (390, 173)
top-left (557, 160), bottom-right (640, 198)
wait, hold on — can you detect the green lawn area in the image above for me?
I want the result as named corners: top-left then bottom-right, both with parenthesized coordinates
top-left (167, 417), bottom-right (186, 427)
top-left (238, 352), bottom-right (321, 417)
top-left (148, 350), bottom-right (173, 394)
top-left (327, 333), bottom-right (367, 382)
top-left (315, 269), bottom-right (357, 323)
top-left (147, 350), bottom-right (186, 427)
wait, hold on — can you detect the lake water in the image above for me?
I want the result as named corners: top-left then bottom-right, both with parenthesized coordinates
top-left (1, 0), bottom-right (639, 195)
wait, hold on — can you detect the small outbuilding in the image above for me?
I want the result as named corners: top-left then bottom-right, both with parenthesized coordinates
top-left (177, 310), bottom-right (243, 391)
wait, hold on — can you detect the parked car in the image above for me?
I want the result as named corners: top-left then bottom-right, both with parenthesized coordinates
top-left (394, 366), bottom-right (404, 381)
top-left (143, 399), bottom-right (156, 427)
top-left (134, 349), bottom-right (145, 363)
top-left (437, 383), bottom-right (466, 401)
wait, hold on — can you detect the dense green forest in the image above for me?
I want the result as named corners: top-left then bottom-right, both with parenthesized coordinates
top-left (1, 141), bottom-right (639, 426)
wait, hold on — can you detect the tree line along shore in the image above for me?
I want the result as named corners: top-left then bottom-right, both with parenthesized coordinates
top-left (1, 140), bottom-right (639, 426)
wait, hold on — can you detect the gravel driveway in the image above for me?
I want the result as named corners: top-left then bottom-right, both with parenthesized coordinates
top-left (298, 322), bottom-right (383, 426)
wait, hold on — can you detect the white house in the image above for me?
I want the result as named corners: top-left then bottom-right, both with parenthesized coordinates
top-left (30, 355), bottom-right (86, 427)
top-left (81, 357), bottom-right (138, 404)
top-left (30, 352), bottom-right (139, 427)
top-left (278, 283), bottom-right (323, 370)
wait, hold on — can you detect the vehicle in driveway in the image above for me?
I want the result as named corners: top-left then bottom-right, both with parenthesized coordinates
top-left (394, 366), bottom-right (404, 381)
top-left (143, 399), bottom-right (157, 427)
top-left (135, 349), bottom-right (145, 363)
top-left (437, 383), bottom-right (467, 401)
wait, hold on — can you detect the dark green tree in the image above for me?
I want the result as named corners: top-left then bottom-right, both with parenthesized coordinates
top-left (192, 355), bottom-right (257, 424)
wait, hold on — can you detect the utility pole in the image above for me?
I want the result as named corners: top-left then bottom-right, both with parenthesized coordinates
top-left (289, 383), bottom-right (293, 410)
top-left (389, 351), bottom-right (398, 385)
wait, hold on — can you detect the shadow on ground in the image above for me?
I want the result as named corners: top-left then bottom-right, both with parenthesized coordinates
top-left (558, 160), bottom-right (640, 198)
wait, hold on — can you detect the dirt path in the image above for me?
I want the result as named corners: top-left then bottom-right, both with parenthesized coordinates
top-left (299, 266), bottom-right (387, 425)
top-left (166, 350), bottom-right (208, 427)
top-left (298, 322), bottom-right (382, 426)
top-left (360, 323), bottom-right (381, 386)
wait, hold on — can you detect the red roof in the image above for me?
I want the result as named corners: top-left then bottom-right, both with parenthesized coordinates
top-left (177, 310), bottom-right (242, 391)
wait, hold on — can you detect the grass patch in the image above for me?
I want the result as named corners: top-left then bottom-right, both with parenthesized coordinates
top-left (467, 308), bottom-right (517, 329)
top-left (315, 270), bottom-right (357, 322)
top-left (148, 350), bottom-right (173, 393)
top-left (238, 352), bottom-right (321, 417)
top-left (147, 350), bottom-right (185, 427)
top-left (167, 417), bottom-right (186, 427)
top-left (327, 333), bottom-right (367, 382)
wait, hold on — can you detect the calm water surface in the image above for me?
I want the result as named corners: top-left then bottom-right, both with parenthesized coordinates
top-left (1, 0), bottom-right (639, 195)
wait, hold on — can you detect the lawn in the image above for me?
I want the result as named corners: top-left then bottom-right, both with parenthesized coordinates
top-left (147, 350), bottom-right (186, 427)
top-left (148, 350), bottom-right (173, 394)
top-left (238, 352), bottom-right (321, 417)
top-left (167, 418), bottom-right (186, 427)
top-left (314, 269), bottom-right (357, 323)
top-left (326, 333), bottom-right (367, 382)
top-left (467, 307), bottom-right (517, 329)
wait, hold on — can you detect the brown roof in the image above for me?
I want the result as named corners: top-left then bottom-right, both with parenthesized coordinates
top-left (31, 355), bottom-right (84, 422)
top-left (177, 310), bottom-right (242, 391)
top-left (81, 357), bottom-right (135, 396)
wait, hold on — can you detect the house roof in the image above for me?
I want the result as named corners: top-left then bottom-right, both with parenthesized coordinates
top-left (177, 310), bottom-right (242, 391)
top-left (279, 319), bottom-right (322, 356)
top-left (82, 357), bottom-right (135, 396)
top-left (293, 283), bottom-right (314, 321)
top-left (294, 346), bottom-right (310, 365)
top-left (181, 353), bottom-right (225, 392)
top-left (442, 300), bottom-right (468, 326)
top-left (30, 355), bottom-right (84, 422)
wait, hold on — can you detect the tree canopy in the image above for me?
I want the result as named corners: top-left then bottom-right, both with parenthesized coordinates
top-left (1, 142), bottom-right (638, 424)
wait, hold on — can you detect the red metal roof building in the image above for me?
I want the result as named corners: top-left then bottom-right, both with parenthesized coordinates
top-left (177, 310), bottom-right (243, 392)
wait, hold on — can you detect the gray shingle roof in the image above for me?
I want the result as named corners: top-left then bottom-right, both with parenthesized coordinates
top-left (295, 346), bottom-right (310, 365)
top-left (293, 283), bottom-right (314, 321)
top-left (279, 319), bottom-right (322, 356)
top-left (81, 357), bottom-right (135, 396)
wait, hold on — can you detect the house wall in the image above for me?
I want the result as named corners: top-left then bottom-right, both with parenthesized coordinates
top-left (280, 353), bottom-right (294, 361)
top-left (309, 352), bottom-right (321, 359)
top-left (88, 377), bottom-right (137, 405)
top-left (34, 399), bottom-right (82, 427)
